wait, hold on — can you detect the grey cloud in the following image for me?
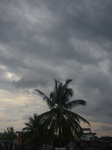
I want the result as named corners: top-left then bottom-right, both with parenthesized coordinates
top-left (6, 118), bottom-right (18, 122)
top-left (95, 125), bottom-right (112, 132)
top-left (12, 76), bottom-right (48, 89)
top-left (0, 118), bottom-right (18, 122)
top-left (0, 0), bottom-right (112, 136)
top-left (22, 114), bottom-right (30, 120)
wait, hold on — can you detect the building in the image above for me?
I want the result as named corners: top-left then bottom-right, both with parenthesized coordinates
top-left (81, 128), bottom-right (97, 140)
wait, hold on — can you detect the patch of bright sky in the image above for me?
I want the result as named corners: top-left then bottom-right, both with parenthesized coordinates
top-left (99, 59), bottom-right (110, 74)
top-left (0, 65), bottom-right (20, 82)
top-left (6, 72), bottom-right (20, 81)
top-left (0, 65), bottom-right (6, 70)
top-left (91, 122), bottom-right (112, 137)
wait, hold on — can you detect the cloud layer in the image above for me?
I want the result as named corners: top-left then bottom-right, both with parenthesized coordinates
top-left (0, 0), bottom-right (112, 137)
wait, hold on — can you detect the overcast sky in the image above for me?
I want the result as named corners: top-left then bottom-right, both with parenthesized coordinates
top-left (0, 0), bottom-right (112, 137)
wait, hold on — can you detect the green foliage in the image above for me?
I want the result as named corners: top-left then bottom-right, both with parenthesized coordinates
top-left (100, 136), bottom-right (112, 141)
top-left (2, 127), bottom-right (17, 140)
top-left (89, 136), bottom-right (98, 140)
top-left (94, 136), bottom-right (98, 140)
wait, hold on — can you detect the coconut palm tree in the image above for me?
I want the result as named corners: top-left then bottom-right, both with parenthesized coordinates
top-left (21, 113), bottom-right (44, 146)
top-left (35, 79), bottom-right (90, 147)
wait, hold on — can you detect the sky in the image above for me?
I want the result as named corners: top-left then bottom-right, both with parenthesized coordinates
top-left (0, 0), bottom-right (112, 137)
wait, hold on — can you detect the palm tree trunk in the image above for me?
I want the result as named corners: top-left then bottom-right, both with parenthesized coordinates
top-left (59, 121), bottom-right (61, 147)
top-left (58, 111), bottom-right (61, 148)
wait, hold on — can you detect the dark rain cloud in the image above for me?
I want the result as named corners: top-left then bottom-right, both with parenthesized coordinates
top-left (12, 76), bottom-right (48, 89)
top-left (0, 0), bottom-right (112, 136)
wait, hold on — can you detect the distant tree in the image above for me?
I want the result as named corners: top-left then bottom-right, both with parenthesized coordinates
top-left (100, 136), bottom-right (112, 141)
top-left (2, 127), bottom-right (17, 140)
top-left (2, 127), bottom-right (17, 150)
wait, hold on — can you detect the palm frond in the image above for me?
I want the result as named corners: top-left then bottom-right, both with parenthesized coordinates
top-left (60, 88), bottom-right (73, 105)
top-left (35, 89), bottom-right (55, 108)
top-left (64, 99), bottom-right (86, 109)
top-left (61, 114), bottom-right (74, 140)
top-left (54, 79), bottom-right (59, 91)
top-left (65, 79), bottom-right (73, 86)
top-left (64, 109), bottom-right (90, 125)
top-left (62, 110), bottom-right (84, 138)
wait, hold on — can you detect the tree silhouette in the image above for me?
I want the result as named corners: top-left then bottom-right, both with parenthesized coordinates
top-left (35, 79), bottom-right (90, 147)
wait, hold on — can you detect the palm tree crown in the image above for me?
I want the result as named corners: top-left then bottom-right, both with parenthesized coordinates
top-left (22, 114), bottom-right (44, 146)
top-left (35, 79), bottom-right (89, 145)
